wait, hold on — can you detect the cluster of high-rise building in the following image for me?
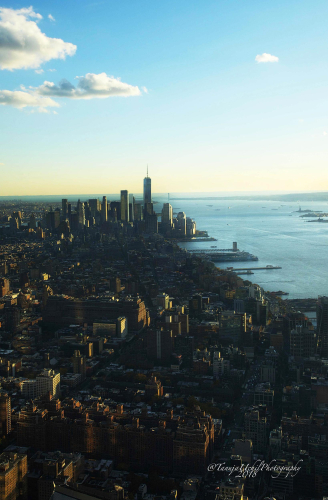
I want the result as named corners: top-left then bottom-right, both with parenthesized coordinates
top-left (32, 172), bottom-right (196, 238)
top-left (1, 172), bottom-right (197, 239)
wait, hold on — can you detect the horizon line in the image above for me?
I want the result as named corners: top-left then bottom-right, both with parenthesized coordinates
top-left (1, 189), bottom-right (328, 199)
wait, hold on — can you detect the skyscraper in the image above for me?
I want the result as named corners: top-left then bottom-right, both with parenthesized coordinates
top-left (120, 190), bottom-right (129, 222)
top-left (89, 198), bottom-right (100, 218)
top-left (62, 199), bottom-right (68, 219)
top-left (134, 203), bottom-right (143, 221)
top-left (186, 217), bottom-right (196, 236)
top-left (143, 167), bottom-right (151, 206)
top-left (46, 209), bottom-right (60, 231)
top-left (101, 195), bottom-right (108, 222)
top-left (176, 212), bottom-right (187, 235)
top-left (129, 194), bottom-right (135, 222)
top-left (317, 296), bottom-right (328, 357)
top-left (144, 202), bottom-right (154, 217)
top-left (76, 200), bottom-right (85, 227)
top-left (162, 203), bottom-right (173, 226)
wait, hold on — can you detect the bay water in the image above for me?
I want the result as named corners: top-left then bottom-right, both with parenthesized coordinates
top-left (154, 196), bottom-right (328, 300)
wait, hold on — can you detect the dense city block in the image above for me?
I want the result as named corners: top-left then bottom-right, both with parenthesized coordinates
top-left (0, 178), bottom-right (327, 500)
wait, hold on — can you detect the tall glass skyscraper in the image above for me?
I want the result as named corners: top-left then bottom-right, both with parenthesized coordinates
top-left (120, 190), bottom-right (129, 222)
top-left (162, 203), bottom-right (173, 226)
top-left (143, 168), bottom-right (151, 206)
top-left (101, 196), bottom-right (107, 222)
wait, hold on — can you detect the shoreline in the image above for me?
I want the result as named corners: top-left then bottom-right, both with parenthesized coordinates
top-left (179, 223), bottom-right (320, 303)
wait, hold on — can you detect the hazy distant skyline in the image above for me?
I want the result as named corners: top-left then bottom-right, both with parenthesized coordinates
top-left (1, 0), bottom-right (328, 195)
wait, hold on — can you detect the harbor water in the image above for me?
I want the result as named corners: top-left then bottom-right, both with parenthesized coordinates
top-left (154, 196), bottom-right (328, 300)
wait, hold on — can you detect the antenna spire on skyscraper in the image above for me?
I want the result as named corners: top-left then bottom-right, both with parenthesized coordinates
top-left (147, 165), bottom-right (148, 178)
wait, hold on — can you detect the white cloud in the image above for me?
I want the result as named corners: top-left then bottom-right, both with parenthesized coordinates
top-left (142, 86), bottom-right (148, 94)
top-left (37, 107), bottom-right (51, 113)
top-left (299, 119), bottom-right (304, 123)
top-left (35, 69), bottom-right (44, 74)
top-left (323, 131), bottom-right (327, 136)
top-left (48, 68), bottom-right (56, 72)
top-left (0, 90), bottom-right (60, 112)
top-left (0, 72), bottom-right (142, 112)
top-left (255, 53), bottom-right (279, 63)
top-left (0, 7), bottom-right (76, 70)
top-left (48, 14), bottom-right (55, 22)
top-left (35, 72), bottom-right (141, 99)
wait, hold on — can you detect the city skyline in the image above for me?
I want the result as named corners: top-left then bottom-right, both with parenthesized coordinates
top-left (1, 1), bottom-right (328, 195)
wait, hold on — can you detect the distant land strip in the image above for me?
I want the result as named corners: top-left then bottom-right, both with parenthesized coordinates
top-left (170, 192), bottom-right (328, 202)
top-left (1, 191), bottom-right (328, 202)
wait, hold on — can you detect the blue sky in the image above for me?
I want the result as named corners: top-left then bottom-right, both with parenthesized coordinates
top-left (0, 0), bottom-right (327, 195)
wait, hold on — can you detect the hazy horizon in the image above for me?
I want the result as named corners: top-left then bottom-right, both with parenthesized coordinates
top-left (2, 189), bottom-right (328, 202)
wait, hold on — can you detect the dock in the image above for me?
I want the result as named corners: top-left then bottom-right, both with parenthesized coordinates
top-left (233, 271), bottom-right (254, 275)
top-left (226, 266), bottom-right (282, 271)
top-left (174, 237), bottom-right (218, 242)
top-left (186, 243), bottom-right (258, 262)
top-left (188, 248), bottom-right (236, 253)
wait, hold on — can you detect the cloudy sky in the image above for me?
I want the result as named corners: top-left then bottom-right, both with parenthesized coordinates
top-left (0, 0), bottom-right (327, 195)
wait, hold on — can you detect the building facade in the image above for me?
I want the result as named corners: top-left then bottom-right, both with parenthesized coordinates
top-left (120, 190), bottom-right (129, 222)
top-left (0, 451), bottom-right (27, 500)
top-left (143, 175), bottom-right (151, 206)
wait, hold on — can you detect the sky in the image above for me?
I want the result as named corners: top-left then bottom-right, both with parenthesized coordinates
top-left (0, 0), bottom-right (328, 196)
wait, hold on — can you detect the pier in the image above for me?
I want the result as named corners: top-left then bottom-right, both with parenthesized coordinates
top-left (186, 243), bottom-right (258, 262)
top-left (188, 248), bottom-right (236, 253)
top-left (174, 237), bottom-right (218, 242)
top-left (226, 265), bottom-right (282, 271)
top-left (233, 271), bottom-right (254, 275)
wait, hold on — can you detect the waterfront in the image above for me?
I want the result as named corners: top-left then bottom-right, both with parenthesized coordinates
top-left (157, 196), bottom-right (328, 300)
top-left (4, 193), bottom-right (328, 300)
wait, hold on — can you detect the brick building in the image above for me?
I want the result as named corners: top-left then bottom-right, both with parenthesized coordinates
top-left (0, 451), bottom-right (27, 500)
top-left (17, 400), bottom-right (214, 475)
top-left (43, 295), bottom-right (148, 333)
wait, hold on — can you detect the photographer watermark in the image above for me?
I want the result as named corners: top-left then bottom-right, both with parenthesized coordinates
top-left (207, 459), bottom-right (303, 479)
